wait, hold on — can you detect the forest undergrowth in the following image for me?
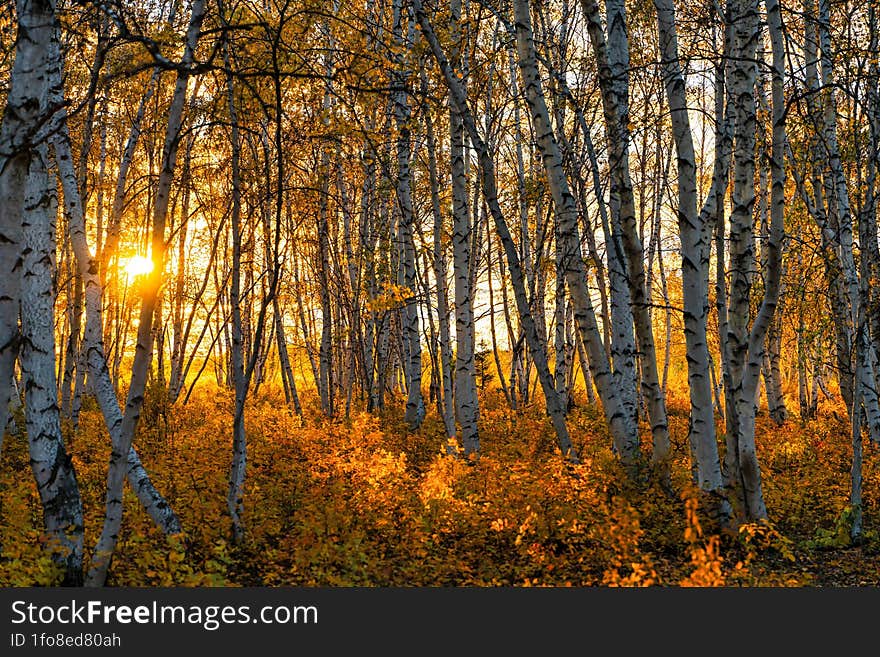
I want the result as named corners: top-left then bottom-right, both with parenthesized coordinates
top-left (2, 383), bottom-right (878, 587)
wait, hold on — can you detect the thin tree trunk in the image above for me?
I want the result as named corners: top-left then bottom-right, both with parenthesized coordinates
top-left (424, 85), bottom-right (456, 449)
top-left (487, 220), bottom-right (513, 408)
top-left (415, 0), bottom-right (577, 460)
top-left (515, 0), bottom-right (638, 465)
top-left (223, 17), bottom-right (248, 544)
top-left (816, 0), bottom-right (880, 446)
top-left (317, 19), bottom-right (335, 418)
top-left (167, 141), bottom-right (192, 403)
top-left (450, 0), bottom-right (479, 453)
top-left (275, 297), bottom-right (302, 415)
top-left (85, 0), bottom-right (206, 586)
top-left (581, 0), bottom-right (671, 465)
top-left (392, 1), bottom-right (425, 431)
top-left (60, 272), bottom-right (83, 420)
top-left (654, 0), bottom-right (730, 519)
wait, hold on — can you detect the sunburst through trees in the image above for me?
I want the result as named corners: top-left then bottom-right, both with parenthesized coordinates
top-left (1, 0), bottom-right (880, 587)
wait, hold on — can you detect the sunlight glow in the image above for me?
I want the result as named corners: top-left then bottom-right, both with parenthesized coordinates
top-left (123, 255), bottom-right (154, 280)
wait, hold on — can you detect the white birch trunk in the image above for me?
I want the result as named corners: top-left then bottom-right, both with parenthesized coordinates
top-left (865, 4), bottom-right (880, 382)
top-left (716, 0), bottom-right (786, 521)
top-left (514, 0), bottom-right (638, 465)
top-left (85, 0), bottom-right (206, 586)
top-left (582, 0), bottom-right (670, 465)
top-left (424, 90), bottom-right (457, 449)
top-left (0, 0), bottom-right (57, 439)
top-left (815, 0), bottom-right (877, 535)
top-left (719, 0), bottom-right (766, 519)
top-left (415, 0), bottom-right (577, 460)
top-left (224, 22), bottom-right (248, 544)
top-left (391, 0), bottom-right (425, 431)
top-left (654, 0), bottom-right (730, 519)
top-left (317, 17), bottom-right (335, 417)
top-left (509, 48), bottom-right (532, 410)
top-left (450, 0), bottom-right (479, 453)
top-left (596, 0), bottom-right (642, 453)
top-left (816, 0), bottom-right (880, 445)
top-left (55, 111), bottom-right (182, 538)
top-left (22, 142), bottom-right (85, 585)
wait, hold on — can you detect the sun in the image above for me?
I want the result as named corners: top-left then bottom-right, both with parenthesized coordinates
top-left (122, 255), bottom-right (154, 280)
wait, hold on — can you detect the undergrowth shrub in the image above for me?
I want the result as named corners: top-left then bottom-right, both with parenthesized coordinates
top-left (0, 386), bottom-right (874, 586)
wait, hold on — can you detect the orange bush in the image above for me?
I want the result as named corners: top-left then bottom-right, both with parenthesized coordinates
top-left (0, 384), bottom-right (876, 586)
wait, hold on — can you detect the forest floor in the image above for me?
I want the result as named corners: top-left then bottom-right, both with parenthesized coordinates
top-left (2, 383), bottom-right (879, 587)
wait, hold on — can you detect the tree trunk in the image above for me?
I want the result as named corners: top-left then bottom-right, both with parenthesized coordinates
top-left (424, 87), bottom-right (456, 449)
top-left (514, 0), bottom-right (638, 465)
top-left (415, 0), bottom-right (577, 460)
top-left (21, 142), bottom-right (84, 586)
top-left (581, 0), bottom-right (671, 465)
top-left (390, 0), bottom-right (425, 431)
top-left (654, 0), bottom-right (730, 519)
top-left (0, 0), bottom-right (58, 439)
top-left (224, 22), bottom-right (248, 545)
top-left (449, 0), bottom-right (479, 453)
top-left (317, 49), bottom-right (335, 419)
top-left (85, 0), bottom-right (206, 586)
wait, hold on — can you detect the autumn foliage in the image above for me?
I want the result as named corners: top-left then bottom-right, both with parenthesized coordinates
top-left (2, 382), bottom-right (877, 587)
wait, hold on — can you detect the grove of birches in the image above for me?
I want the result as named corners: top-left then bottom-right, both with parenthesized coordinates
top-left (1, 0), bottom-right (880, 587)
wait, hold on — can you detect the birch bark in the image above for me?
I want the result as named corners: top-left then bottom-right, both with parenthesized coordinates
top-left (581, 0), bottom-right (671, 464)
top-left (514, 0), bottom-right (638, 465)
top-left (415, 0), bottom-right (577, 460)
top-left (85, 0), bottom-right (206, 585)
top-left (391, 0), bottom-right (425, 430)
top-left (0, 0), bottom-right (57, 439)
top-left (450, 0), bottom-right (479, 453)
top-left (654, 0), bottom-right (730, 518)
top-left (21, 142), bottom-right (85, 585)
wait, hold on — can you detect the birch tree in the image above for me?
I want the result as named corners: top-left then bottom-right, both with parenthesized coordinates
top-left (513, 0), bottom-right (640, 467)
top-left (0, 0), bottom-right (87, 585)
top-left (391, 0), bottom-right (426, 430)
top-left (0, 0), bottom-right (57, 443)
top-left (579, 0), bottom-right (670, 465)
top-left (50, 41), bottom-right (182, 549)
top-left (450, 0), bottom-right (479, 454)
top-left (223, 4), bottom-right (247, 544)
top-left (317, 8), bottom-right (336, 417)
top-left (713, 0), bottom-right (785, 521)
top-left (796, 0), bottom-right (880, 537)
top-left (22, 144), bottom-right (85, 586)
top-left (85, 0), bottom-right (207, 586)
top-left (423, 71), bottom-right (457, 449)
top-left (653, 0), bottom-right (730, 518)
top-left (415, 0), bottom-right (577, 460)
